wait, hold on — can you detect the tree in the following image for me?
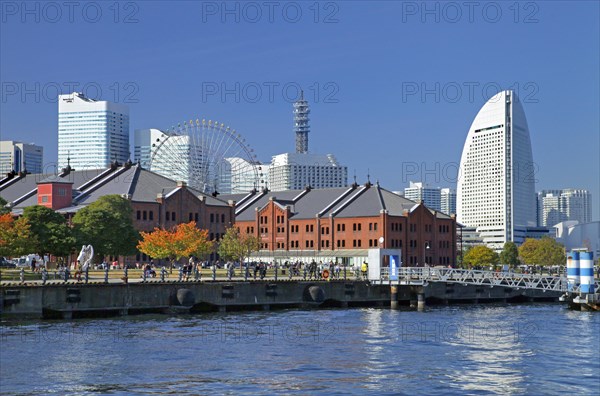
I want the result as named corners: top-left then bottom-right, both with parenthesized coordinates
top-left (518, 238), bottom-right (538, 265)
top-left (463, 245), bottom-right (499, 268)
top-left (172, 222), bottom-right (214, 260)
top-left (137, 222), bottom-right (213, 262)
top-left (519, 237), bottom-right (565, 266)
top-left (457, 245), bottom-right (472, 268)
top-left (217, 227), bottom-right (260, 265)
top-left (0, 214), bottom-right (31, 257)
top-left (22, 205), bottom-right (76, 257)
top-left (500, 241), bottom-right (520, 267)
top-left (138, 227), bottom-right (177, 261)
top-left (0, 197), bottom-right (9, 215)
top-left (72, 195), bottom-right (139, 259)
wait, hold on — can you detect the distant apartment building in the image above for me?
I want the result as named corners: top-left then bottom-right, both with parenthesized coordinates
top-left (404, 182), bottom-right (442, 212)
top-left (537, 189), bottom-right (592, 227)
top-left (402, 182), bottom-right (456, 216)
top-left (268, 152), bottom-right (347, 191)
top-left (441, 188), bottom-right (456, 216)
top-left (0, 140), bottom-right (43, 174)
top-left (58, 92), bottom-right (129, 170)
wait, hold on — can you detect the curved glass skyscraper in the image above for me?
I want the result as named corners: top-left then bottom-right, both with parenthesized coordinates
top-left (457, 90), bottom-right (536, 249)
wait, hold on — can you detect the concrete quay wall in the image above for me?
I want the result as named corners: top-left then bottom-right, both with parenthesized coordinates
top-left (0, 281), bottom-right (561, 319)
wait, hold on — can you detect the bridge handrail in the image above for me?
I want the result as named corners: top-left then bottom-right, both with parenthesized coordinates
top-left (377, 267), bottom-right (599, 293)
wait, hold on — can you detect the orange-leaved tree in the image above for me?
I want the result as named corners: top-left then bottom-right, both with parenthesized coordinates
top-left (137, 222), bottom-right (213, 263)
top-left (137, 227), bottom-right (177, 262)
top-left (0, 213), bottom-right (31, 258)
top-left (172, 222), bottom-right (214, 260)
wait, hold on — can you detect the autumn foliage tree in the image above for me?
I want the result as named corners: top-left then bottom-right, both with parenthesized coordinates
top-left (0, 214), bottom-right (31, 257)
top-left (172, 222), bottom-right (214, 259)
top-left (137, 227), bottom-right (176, 261)
top-left (137, 222), bottom-right (213, 263)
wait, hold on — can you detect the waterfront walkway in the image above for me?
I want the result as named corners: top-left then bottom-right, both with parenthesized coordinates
top-left (0, 268), bottom-right (360, 286)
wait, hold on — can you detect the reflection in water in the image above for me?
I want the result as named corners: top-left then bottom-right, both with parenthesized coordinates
top-left (1, 305), bottom-right (599, 395)
top-left (443, 308), bottom-right (528, 394)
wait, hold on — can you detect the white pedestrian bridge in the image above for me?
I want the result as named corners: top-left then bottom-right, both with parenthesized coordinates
top-left (376, 267), bottom-right (598, 294)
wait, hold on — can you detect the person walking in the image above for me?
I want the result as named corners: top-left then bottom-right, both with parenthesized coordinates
top-left (361, 261), bottom-right (368, 280)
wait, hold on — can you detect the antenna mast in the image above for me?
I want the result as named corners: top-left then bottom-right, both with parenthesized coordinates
top-left (294, 90), bottom-right (310, 154)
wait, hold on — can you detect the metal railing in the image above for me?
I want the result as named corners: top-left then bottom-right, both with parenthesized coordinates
top-left (378, 267), bottom-right (599, 293)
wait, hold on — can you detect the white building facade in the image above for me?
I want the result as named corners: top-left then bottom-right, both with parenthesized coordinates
top-left (554, 221), bottom-right (600, 262)
top-left (134, 128), bottom-right (167, 169)
top-left (58, 92), bottom-right (129, 170)
top-left (457, 90), bottom-right (536, 249)
top-left (0, 140), bottom-right (43, 174)
top-left (537, 189), bottom-right (592, 227)
top-left (268, 152), bottom-right (347, 192)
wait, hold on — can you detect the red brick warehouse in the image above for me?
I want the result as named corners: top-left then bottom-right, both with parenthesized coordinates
top-left (223, 181), bottom-right (457, 266)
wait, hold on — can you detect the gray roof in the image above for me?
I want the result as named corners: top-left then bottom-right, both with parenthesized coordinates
top-left (0, 173), bottom-right (53, 203)
top-left (221, 183), bottom-right (451, 222)
top-left (1, 168), bottom-right (107, 209)
top-left (1, 164), bottom-right (230, 212)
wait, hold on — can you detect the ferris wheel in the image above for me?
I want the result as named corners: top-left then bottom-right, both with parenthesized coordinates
top-left (149, 119), bottom-right (265, 194)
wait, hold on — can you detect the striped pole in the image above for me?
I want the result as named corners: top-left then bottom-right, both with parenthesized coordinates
top-left (567, 251), bottom-right (580, 292)
top-left (579, 252), bottom-right (594, 294)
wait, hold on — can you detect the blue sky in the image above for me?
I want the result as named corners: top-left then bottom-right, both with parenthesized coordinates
top-left (1, 1), bottom-right (598, 219)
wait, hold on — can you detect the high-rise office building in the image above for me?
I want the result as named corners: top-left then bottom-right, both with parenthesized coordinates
top-left (441, 188), bottom-right (456, 216)
top-left (404, 182), bottom-right (442, 212)
top-left (457, 90), bottom-right (536, 249)
top-left (537, 189), bottom-right (592, 226)
top-left (268, 94), bottom-right (347, 191)
top-left (0, 140), bottom-right (43, 174)
top-left (58, 92), bottom-right (129, 170)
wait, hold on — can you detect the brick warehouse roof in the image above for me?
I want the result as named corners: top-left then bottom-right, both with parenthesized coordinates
top-left (221, 182), bottom-right (453, 222)
top-left (0, 163), bottom-right (230, 214)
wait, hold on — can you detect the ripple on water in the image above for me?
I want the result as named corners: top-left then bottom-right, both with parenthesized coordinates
top-left (1, 305), bottom-right (599, 395)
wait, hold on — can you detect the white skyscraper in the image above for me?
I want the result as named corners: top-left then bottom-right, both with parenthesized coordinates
top-left (404, 182), bottom-right (442, 211)
top-left (58, 92), bottom-right (129, 170)
top-left (0, 140), bottom-right (43, 174)
top-left (457, 90), bottom-right (536, 249)
top-left (441, 188), bottom-right (456, 216)
top-left (537, 189), bottom-right (592, 226)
